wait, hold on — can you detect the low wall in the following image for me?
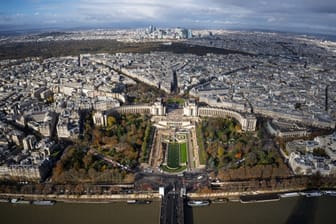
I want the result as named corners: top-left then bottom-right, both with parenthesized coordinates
top-left (187, 187), bottom-right (308, 200)
top-left (0, 192), bottom-right (161, 202)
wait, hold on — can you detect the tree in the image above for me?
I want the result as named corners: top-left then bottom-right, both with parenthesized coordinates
top-left (313, 148), bottom-right (327, 157)
top-left (46, 95), bottom-right (54, 104)
top-left (294, 102), bottom-right (302, 110)
top-left (92, 128), bottom-right (102, 146)
top-left (217, 146), bottom-right (225, 158)
top-left (107, 115), bottom-right (116, 127)
top-left (83, 153), bottom-right (93, 169)
top-left (246, 152), bottom-right (257, 167)
top-left (53, 161), bottom-right (64, 178)
top-left (309, 172), bottom-right (322, 188)
top-left (235, 142), bottom-right (244, 151)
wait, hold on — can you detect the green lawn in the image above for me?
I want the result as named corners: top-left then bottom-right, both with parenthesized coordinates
top-left (196, 126), bottom-right (207, 165)
top-left (167, 143), bottom-right (180, 169)
top-left (161, 165), bottom-right (187, 173)
top-left (179, 142), bottom-right (188, 164)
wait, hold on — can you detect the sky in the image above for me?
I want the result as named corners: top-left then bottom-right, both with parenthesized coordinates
top-left (0, 0), bottom-right (336, 34)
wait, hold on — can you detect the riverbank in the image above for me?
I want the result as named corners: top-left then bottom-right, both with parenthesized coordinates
top-left (185, 197), bottom-right (336, 224)
top-left (2, 185), bottom-right (336, 204)
top-left (0, 192), bottom-right (161, 203)
top-left (187, 187), bottom-right (311, 201)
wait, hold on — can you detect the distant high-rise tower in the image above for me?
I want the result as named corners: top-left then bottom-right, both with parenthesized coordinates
top-left (187, 29), bottom-right (193, 39)
top-left (78, 55), bottom-right (82, 67)
top-left (148, 25), bottom-right (154, 34)
top-left (326, 85), bottom-right (329, 111)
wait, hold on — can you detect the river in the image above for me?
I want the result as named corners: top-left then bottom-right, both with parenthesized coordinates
top-left (185, 196), bottom-right (336, 224)
top-left (1, 196), bottom-right (336, 224)
top-left (0, 201), bottom-right (161, 224)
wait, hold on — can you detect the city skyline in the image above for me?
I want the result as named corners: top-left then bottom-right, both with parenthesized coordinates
top-left (0, 0), bottom-right (336, 35)
top-left (1, 3), bottom-right (336, 222)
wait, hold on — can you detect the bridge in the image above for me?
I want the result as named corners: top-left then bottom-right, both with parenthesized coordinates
top-left (160, 181), bottom-right (185, 224)
top-left (135, 172), bottom-right (209, 224)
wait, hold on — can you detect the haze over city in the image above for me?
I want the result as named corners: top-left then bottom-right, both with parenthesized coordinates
top-left (1, 0), bottom-right (336, 34)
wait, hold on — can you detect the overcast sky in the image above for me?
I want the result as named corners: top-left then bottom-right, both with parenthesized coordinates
top-left (0, 0), bottom-right (335, 34)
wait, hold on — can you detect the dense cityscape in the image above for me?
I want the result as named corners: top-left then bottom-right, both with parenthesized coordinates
top-left (0, 26), bottom-right (336, 224)
top-left (2, 0), bottom-right (336, 222)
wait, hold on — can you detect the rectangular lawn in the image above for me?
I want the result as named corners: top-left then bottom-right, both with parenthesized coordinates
top-left (179, 142), bottom-right (188, 164)
top-left (167, 143), bottom-right (180, 169)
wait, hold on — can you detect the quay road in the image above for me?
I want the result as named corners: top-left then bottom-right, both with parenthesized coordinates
top-left (134, 172), bottom-right (209, 192)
